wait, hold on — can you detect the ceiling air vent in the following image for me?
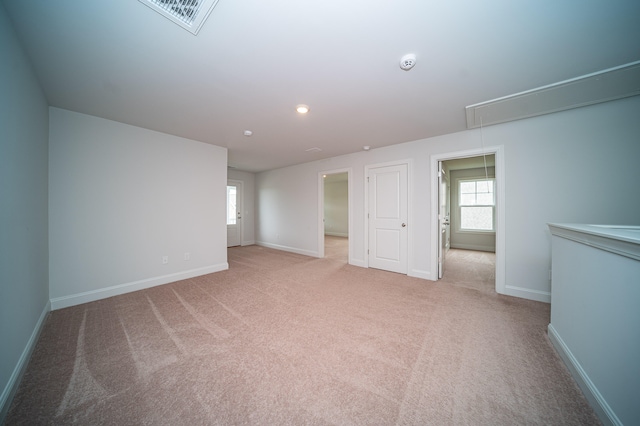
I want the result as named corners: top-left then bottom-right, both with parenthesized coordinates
top-left (139, 0), bottom-right (220, 35)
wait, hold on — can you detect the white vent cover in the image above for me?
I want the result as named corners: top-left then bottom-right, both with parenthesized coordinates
top-left (139, 0), bottom-right (220, 35)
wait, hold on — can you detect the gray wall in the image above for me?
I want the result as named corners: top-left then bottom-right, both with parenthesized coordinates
top-left (0, 4), bottom-right (50, 419)
top-left (324, 179), bottom-right (348, 237)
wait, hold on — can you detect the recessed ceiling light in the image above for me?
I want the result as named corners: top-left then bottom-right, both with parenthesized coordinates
top-left (296, 104), bottom-right (310, 114)
top-left (243, 130), bottom-right (253, 136)
top-left (363, 145), bottom-right (371, 151)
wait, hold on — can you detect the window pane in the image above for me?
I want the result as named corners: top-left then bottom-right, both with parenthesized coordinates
top-left (461, 206), bottom-right (493, 230)
top-left (476, 192), bottom-right (494, 205)
top-left (459, 179), bottom-right (494, 206)
top-left (460, 193), bottom-right (476, 206)
top-left (460, 181), bottom-right (476, 194)
top-left (227, 186), bottom-right (236, 225)
top-left (476, 180), bottom-right (491, 194)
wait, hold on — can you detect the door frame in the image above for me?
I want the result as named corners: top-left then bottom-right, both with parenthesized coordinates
top-left (317, 168), bottom-right (352, 263)
top-left (430, 146), bottom-right (505, 294)
top-left (437, 161), bottom-right (450, 279)
top-left (364, 159), bottom-right (412, 273)
top-left (227, 179), bottom-right (243, 247)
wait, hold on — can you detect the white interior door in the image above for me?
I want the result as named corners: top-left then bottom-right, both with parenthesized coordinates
top-left (368, 163), bottom-right (408, 274)
top-left (438, 162), bottom-right (450, 279)
top-left (226, 180), bottom-right (243, 247)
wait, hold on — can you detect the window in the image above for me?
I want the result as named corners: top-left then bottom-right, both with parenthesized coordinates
top-left (459, 179), bottom-right (495, 231)
top-left (227, 186), bottom-right (237, 225)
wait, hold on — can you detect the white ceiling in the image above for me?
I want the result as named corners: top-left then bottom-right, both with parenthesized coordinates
top-left (4, 0), bottom-right (639, 172)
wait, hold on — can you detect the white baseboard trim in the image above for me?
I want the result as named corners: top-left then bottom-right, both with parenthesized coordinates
top-left (547, 324), bottom-right (620, 426)
top-left (324, 232), bottom-right (348, 238)
top-left (50, 263), bottom-right (229, 310)
top-left (450, 243), bottom-right (496, 252)
top-left (349, 258), bottom-right (367, 268)
top-left (502, 284), bottom-right (551, 303)
top-left (409, 269), bottom-right (432, 280)
top-left (255, 241), bottom-right (318, 258)
top-left (0, 300), bottom-right (51, 423)
top-left (241, 240), bottom-right (255, 246)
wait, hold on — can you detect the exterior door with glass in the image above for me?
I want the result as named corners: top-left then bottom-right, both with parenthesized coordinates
top-left (227, 180), bottom-right (243, 247)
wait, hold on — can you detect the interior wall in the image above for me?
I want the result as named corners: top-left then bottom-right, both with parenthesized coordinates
top-left (0, 4), bottom-right (50, 419)
top-left (324, 178), bottom-right (348, 237)
top-left (49, 108), bottom-right (228, 308)
top-left (255, 95), bottom-right (640, 302)
top-left (449, 166), bottom-right (496, 252)
top-left (227, 169), bottom-right (256, 245)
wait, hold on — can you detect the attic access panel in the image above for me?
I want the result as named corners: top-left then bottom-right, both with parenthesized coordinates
top-left (465, 60), bottom-right (640, 129)
top-left (139, 0), bottom-right (220, 35)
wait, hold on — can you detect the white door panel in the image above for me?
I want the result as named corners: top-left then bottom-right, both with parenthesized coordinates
top-left (368, 164), bottom-right (408, 274)
top-left (375, 229), bottom-right (401, 261)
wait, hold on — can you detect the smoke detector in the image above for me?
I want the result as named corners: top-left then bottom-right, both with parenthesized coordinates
top-left (400, 54), bottom-right (417, 71)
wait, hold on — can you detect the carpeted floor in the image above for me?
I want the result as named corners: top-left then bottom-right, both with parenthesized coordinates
top-left (5, 245), bottom-right (600, 425)
top-left (440, 249), bottom-right (496, 295)
top-left (324, 235), bottom-right (348, 263)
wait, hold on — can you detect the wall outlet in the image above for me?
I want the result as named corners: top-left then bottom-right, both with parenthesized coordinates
top-left (162, 256), bottom-right (168, 265)
top-left (184, 252), bottom-right (190, 261)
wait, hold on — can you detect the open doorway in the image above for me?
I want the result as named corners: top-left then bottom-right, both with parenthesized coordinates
top-left (440, 156), bottom-right (496, 293)
top-left (318, 169), bottom-right (351, 263)
top-left (431, 146), bottom-right (505, 295)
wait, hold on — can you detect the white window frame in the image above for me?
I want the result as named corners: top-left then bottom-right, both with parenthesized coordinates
top-left (458, 178), bottom-right (495, 233)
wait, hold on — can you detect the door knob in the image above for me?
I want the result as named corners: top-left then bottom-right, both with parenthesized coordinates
top-left (402, 223), bottom-right (406, 227)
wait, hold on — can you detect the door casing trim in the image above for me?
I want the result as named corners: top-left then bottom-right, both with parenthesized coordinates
top-left (430, 146), bottom-right (505, 294)
top-left (317, 168), bottom-right (353, 263)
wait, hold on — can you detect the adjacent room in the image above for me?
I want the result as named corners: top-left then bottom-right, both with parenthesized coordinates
top-left (2, 0), bottom-right (639, 424)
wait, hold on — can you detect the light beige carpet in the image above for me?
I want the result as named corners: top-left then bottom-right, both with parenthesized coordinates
top-left (440, 249), bottom-right (496, 295)
top-left (5, 245), bottom-right (600, 425)
top-left (324, 235), bottom-right (348, 262)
